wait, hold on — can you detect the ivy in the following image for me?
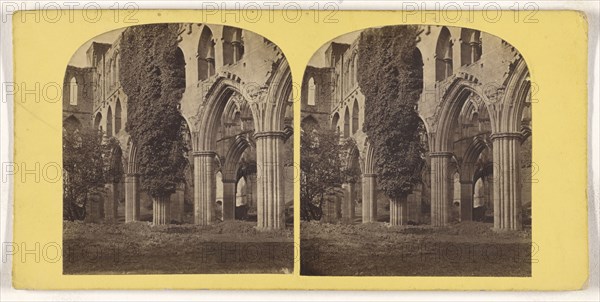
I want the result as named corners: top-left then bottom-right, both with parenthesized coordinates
top-left (119, 24), bottom-right (187, 199)
top-left (358, 26), bottom-right (425, 200)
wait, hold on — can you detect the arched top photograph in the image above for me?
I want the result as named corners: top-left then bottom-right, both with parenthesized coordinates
top-left (62, 23), bottom-right (294, 275)
top-left (300, 25), bottom-right (531, 277)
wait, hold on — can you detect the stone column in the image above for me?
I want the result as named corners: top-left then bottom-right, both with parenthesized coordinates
top-left (342, 183), bottom-right (355, 224)
top-left (254, 131), bottom-right (286, 230)
top-left (389, 196), bottom-right (408, 226)
top-left (153, 196), bottom-right (170, 225)
top-left (104, 183), bottom-right (118, 222)
top-left (170, 184), bottom-right (185, 223)
top-left (430, 152), bottom-right (453, 226)
top-left (222, 179), bottom-right (236, 221)
top-left (460, 180), bottom-right (474, 221)
top-left (491, 132), bottom-right (522, 230)
top-left (193, 151), bottom-right (216, 225)
top-left (124, 173), bottom-right (140, 222)
top-left (361, 174), bottom-right (377, 223)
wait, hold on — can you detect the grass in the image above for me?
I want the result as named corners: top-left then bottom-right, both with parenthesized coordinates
top-left (63, 220), bottom-right (294, 274)
top-left (300, 221), bottom-right (532, 276)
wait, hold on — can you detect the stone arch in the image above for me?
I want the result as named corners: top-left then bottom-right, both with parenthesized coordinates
top-left (433, 79), bottom-right (491, 152)
top-left (362, 140), bottom-right (375, 175)
top-left (361, 140), bottom-right (378, 223)
top-left (343, 106), bottom-right (350, 137)
top-left (413, 47), bottom-right (424, 92)
top-left (346, 139), bottom-right (362, 174)
top-left (115, 99), bottom-right (122, 134)
top-left (496, 57), bottom-right (530, 133)
top-left (175, 47), bottom-right (186, 88)
top-left (435, 26), bottom-right (453, 81)
top-left (223, 135), bottom-right (251, 180)
top-left (222, 26), bottom-right (244, 65)
top-left (196, 78), bottom-right (246, 151)
top-left (351, 99), bottom-right (359, 134)
top-left (123, 138), bottom-right (141, 222)
top-left (260, 58), bottom-right (292, 132)
top-left (461, 136), bottom-right (489, 182)
top-left (125, 140), bottom-right (139, 175)
top-left (106, 105), bottom-right (113, 137)
top-left (197, 26), bottom-right (215, 81)
top-left (460, 28), bottom-right (482, 66)
top-left (69, 76), bottom-right (78, 105)
top-left (307, 77), bottom-right (316, 106)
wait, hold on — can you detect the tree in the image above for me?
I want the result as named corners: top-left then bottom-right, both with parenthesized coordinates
top-left (63, 127), bottom-right (108, 221)
top-left (119, 24), bottom-right (188, 224)
top-left (357, 26), bottom-right (425, 224)
top-left (300, 125), bottom-right (356, 221)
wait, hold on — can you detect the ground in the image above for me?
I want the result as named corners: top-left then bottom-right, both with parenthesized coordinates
top-left (300, 221), bottom-right (532, 276)
top-left (63, 221), bottom-right (294, 274)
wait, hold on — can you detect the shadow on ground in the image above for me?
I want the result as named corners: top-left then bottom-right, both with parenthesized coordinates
top-left (63, 221), bottom-right (294, 274)
top-left (300, 221), bottom-right (532, 276)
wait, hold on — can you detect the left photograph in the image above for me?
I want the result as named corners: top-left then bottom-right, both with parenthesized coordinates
top-left (62, 23), bottom-right (294, 274)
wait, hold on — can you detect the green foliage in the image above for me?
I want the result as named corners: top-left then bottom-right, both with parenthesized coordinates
top-left (63, 128), bottom-right (107, 221)
top-left (119, 24), bottom-right (187, 199)
top-left (300, 125), bottom-right (357, 221)
top-left (358, 25), bottom-right (425, 200)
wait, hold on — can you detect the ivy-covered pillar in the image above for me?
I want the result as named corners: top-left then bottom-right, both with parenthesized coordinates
top-left (361, 174), bottom-right (377, 223)
top-left (254, 131), bottom-right (286, 230)
top-left (193, 151), bottom-right (216, 225)
top-left (222, 179), bottom-right (236, 221)
top-left (124, 173), bottom-right (140, 222)
top-left (491, 132), bottom-right (522, 230)
top-left (389, 195), bottom-right (408, 226)
top-left (153, 195), bottom-right (170, 225)
top-left (430, 152), bottom-right (453, 226)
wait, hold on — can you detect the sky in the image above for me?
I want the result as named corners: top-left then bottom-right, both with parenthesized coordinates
top-left (68, 28), bottom-right (124, 67)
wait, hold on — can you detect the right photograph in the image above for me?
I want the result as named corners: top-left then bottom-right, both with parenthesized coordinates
top-left (300, 25), bottom-right (532, 276)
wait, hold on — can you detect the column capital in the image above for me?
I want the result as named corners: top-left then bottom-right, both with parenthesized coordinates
top-left (490, 132), bottom-right (522, 141)
top-left (253, 131), bottom-right (286, 140)
top-left (429, 151), bottom-right (453, 158)
top-left (192, 150), bottom-right (216, 157)
top-left (222, 178), bottom-right (237, 184)
top-left (125, 173), bottom-right (140, 177)
top-left (363, 173), bottom-right (377, 178)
